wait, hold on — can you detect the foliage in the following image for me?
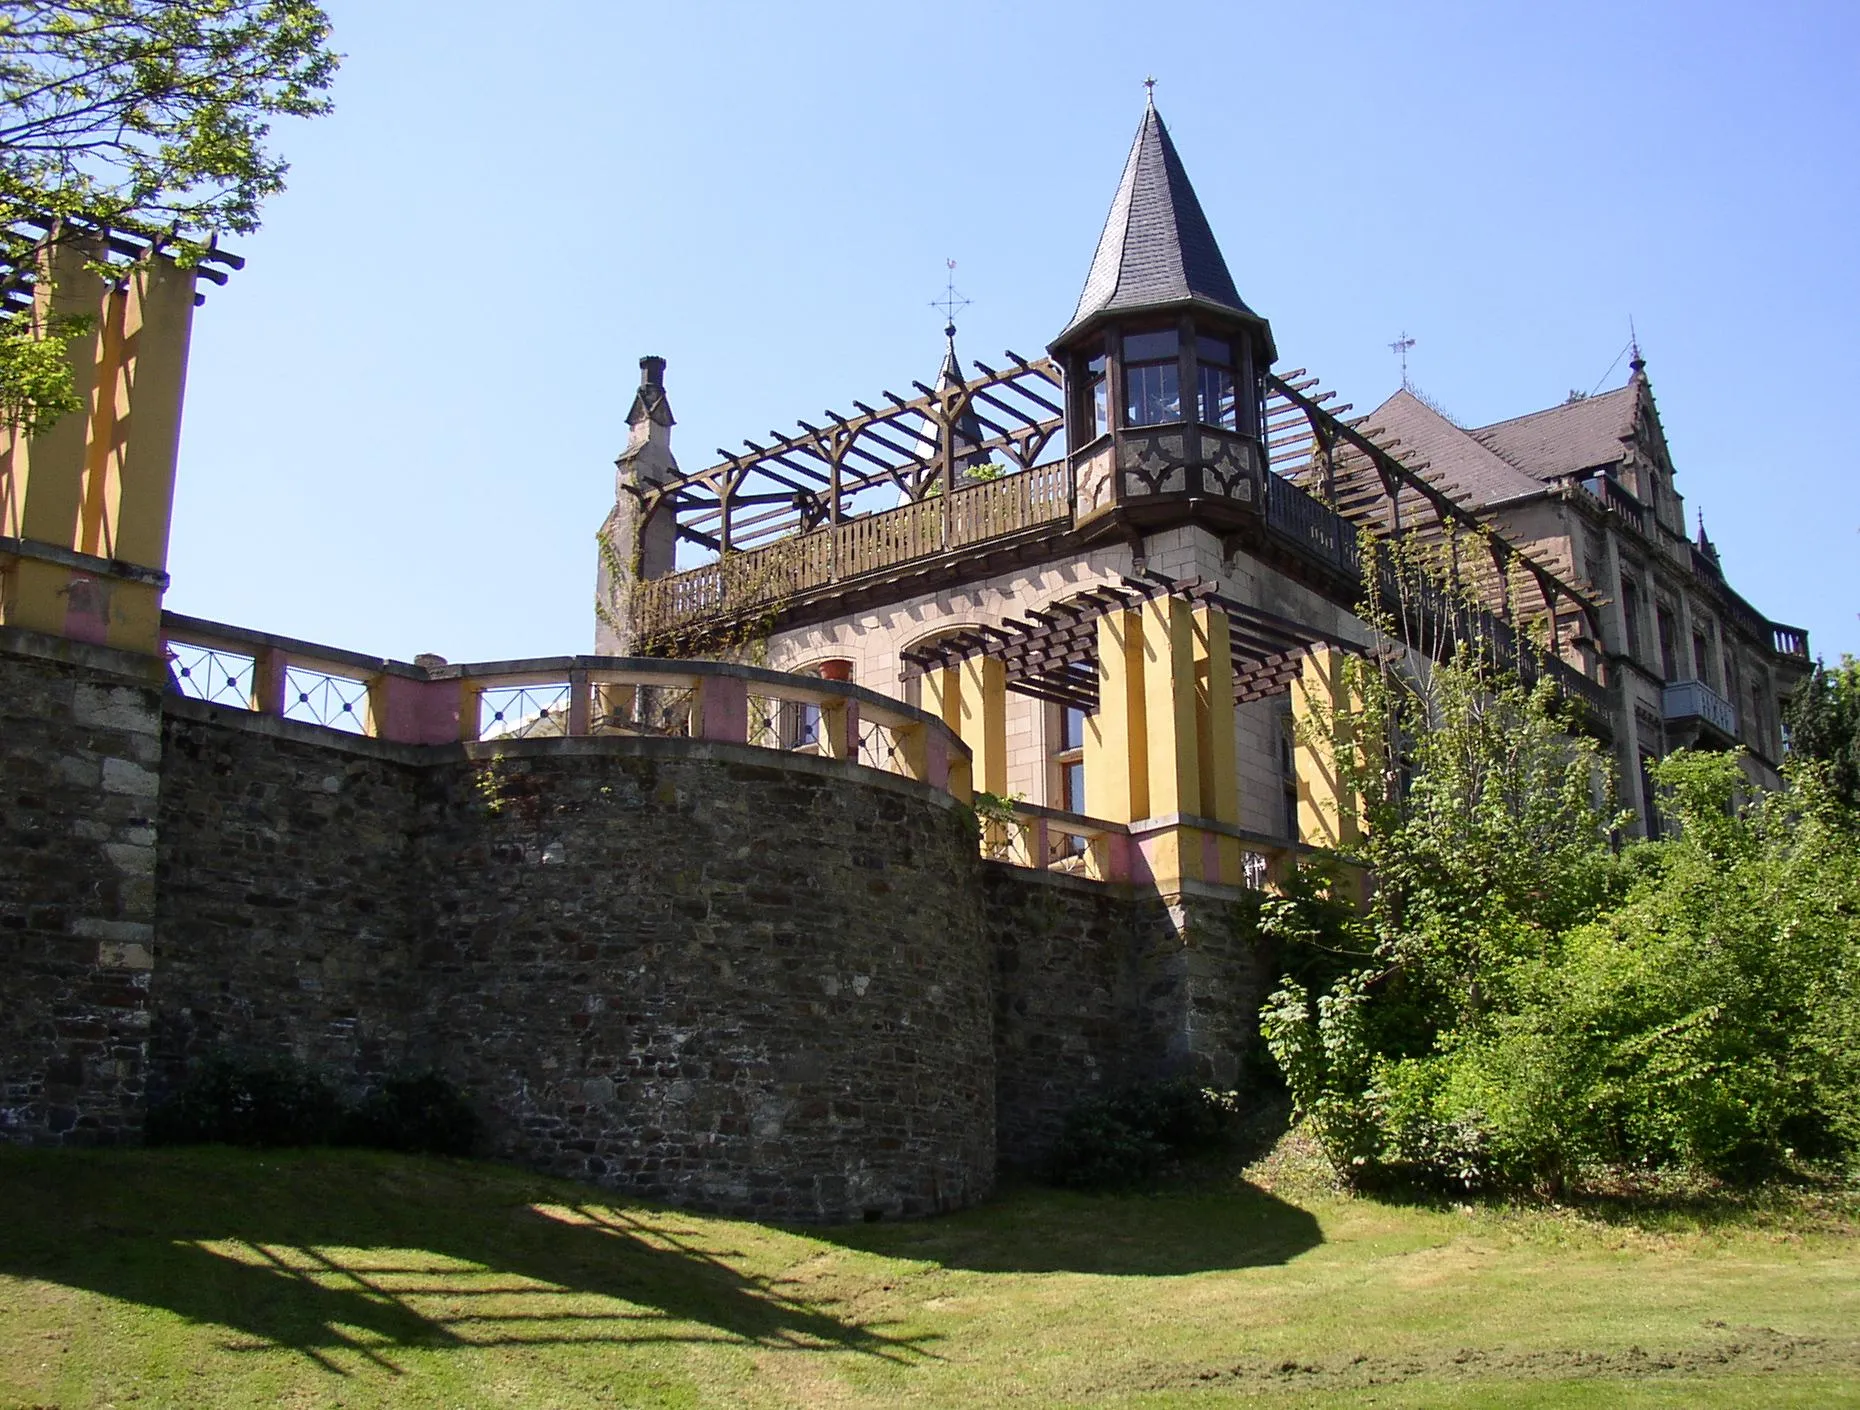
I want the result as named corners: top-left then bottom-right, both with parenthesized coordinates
top-left (1786, 654), bottom-right (1860, 810)
top-left (1264, 569), bottom-right (1860, 1191)
top-left (0, 1), bottom-right (338, 428)
top-left (148, 1054), bottom-right (479, 1155)
top-left (1046, 1078), bottom-right (1239, 1189)
top-left (0, 309), bottom-right (84, 433)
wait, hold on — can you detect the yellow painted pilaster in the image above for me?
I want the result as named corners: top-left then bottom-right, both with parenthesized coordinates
top-left (1141, 595), bottom-right (1204, 889)
top-left (1194, 604), bottom-right (1243, 884)
top-left (957, 655), bottom-right (1007, 796)
top-left (1084, 608), bottom-right (1146, 823)
top-left (2, 236), bottom-right (109, 636)
top-left (106, 258), bottom-right (196, 578)
top-left (1293, 645), bottom-right (1361, 850)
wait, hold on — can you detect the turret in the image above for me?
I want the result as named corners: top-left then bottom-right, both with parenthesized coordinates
top-left (1049, 97), bottom-right (1275, 530)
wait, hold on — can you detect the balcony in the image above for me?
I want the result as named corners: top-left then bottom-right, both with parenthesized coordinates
top-left (1663, 678), bottom-right (1738, 742)
top-left (1582, 474), bottom-right (1647, 536)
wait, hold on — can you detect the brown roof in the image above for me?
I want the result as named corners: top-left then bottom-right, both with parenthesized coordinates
top-left (1469, 384), bottom-right (1640, 482)
top-left (1362, 388), bottom-right (1545, 507)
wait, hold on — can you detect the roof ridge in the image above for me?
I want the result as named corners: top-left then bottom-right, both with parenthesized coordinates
top-left (1468, 381), bottom-right (1636, 436)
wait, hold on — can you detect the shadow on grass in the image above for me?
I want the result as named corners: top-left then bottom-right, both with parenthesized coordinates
top-left (811, 1177), bottom-right (1324, 1276)
top-left (0, 1147), bottom-right (934, 1374)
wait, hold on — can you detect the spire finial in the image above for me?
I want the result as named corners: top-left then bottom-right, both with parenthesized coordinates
top-left (1389, 330), bottom-right (1416, 388)
top-left (1629, 316), bottom-right (1645, 376)
top-left (1143, 75), bottom-right (1156, 107)
top-left (931, 257), bottom-right (969, 341)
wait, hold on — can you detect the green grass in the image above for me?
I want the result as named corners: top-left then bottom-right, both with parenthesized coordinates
top-left (1, 1133), bottom-right (1857, 1408)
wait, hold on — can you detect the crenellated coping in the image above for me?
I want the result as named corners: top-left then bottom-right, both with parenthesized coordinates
top-left (157, 612), bottom-right (975, 801)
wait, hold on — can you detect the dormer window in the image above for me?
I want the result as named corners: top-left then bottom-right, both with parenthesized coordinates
top-left (1197, 334), bottom-right (1237, 430)
top-left (1122, 329), bottom-right (1180, 426)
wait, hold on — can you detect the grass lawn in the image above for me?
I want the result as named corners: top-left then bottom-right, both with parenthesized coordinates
top-left (1, 1132), bottom-right (1856, 1408)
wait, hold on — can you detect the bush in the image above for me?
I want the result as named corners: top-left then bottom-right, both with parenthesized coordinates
top-left (146, 1054), bottom-right (346, 1148)
top-left (1048, 1079), bottom-right (1238, 1189)
top-left (148, 1055), bottom-right (479, 1156)
top-left (344, 1072), bottom-right (481, 1156)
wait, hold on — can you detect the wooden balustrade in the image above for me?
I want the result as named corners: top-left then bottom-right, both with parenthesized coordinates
top-left (635, 466), bottom-right (1073, 637)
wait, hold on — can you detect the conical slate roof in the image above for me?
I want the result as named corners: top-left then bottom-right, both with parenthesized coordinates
top-left (1059, 101), bottom-right (1268, 346)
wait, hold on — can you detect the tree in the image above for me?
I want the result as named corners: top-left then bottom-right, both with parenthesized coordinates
top-left (1786, 656), bottom-right (1860, 812)
top-left (0, 1), bottom-right (338, 429)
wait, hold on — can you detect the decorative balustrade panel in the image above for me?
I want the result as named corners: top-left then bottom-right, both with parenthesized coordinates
top-left (157, 618), bottom-right (972, 800)
top-left (166, 640), bottom-right (255, 709)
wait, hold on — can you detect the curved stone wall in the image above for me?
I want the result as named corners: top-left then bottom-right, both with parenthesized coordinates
top-left (149, 702), bottom-right (993, 1223)
top-left (425, 738), bottom-right (994, 1222)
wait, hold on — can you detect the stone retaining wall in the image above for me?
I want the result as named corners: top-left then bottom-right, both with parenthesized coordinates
top-left (4, 639), bottom-right (1272, 1218)
top-left (0, 630), bottom-right (164, 1145)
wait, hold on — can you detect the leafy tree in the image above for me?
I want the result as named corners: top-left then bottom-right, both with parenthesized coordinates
top-left (0, 1), bottom-right (338, 429)
top-left (1786, 655), bottom-right (1860, 811)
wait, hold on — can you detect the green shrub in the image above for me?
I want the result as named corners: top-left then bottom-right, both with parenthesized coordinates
top-left (344, 1072), bottom-right (481, 1156)
top-left (1048, 1079), bottom-right (1238, 1189)
top-left (148, 1055), bottom-right (480, 1156)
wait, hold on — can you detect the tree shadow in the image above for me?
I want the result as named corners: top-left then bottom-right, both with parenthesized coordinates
top-left (810, 1178), bottom-right (1324, 1276)
top-left (0, 1148), bottom-right (935, 1375)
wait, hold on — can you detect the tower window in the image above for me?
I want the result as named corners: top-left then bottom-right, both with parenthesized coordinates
top-left (1122, 330), bottom-right (1180, 426)
top-left (1086, 352), bottom-right (1108, 441)
top-left (1197, 335), bottom-right (1237, 430)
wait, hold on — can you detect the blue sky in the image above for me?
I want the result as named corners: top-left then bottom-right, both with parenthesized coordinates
top-left (167, 0), bottom-right (1860, 665)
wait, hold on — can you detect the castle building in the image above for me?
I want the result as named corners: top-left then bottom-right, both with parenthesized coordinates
top-left (0, 105), bottom-right (1813, 1222)
top-left (601, 99), bottom-right (1812, 851)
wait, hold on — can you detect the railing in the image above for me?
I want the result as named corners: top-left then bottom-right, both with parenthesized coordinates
top-left (1772, 623), bottom-right (1810, 660)
top-left (1663, 678), bottom-right (1738, 739)
top-left (983, 799), bottom-right (1299, 889)
top-left (1264, 473), bottom-right (1361, 578)
top-left (634, 464), bottom-right (1071, 638)
top-left (158, 613), bottom-right (972, 797)
top-left (1583, 474), bottom-right (1647, 537)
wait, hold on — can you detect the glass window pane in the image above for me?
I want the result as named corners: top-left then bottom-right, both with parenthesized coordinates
top-left (1062, 705), bottom-right (1085, 751)
top-left (1199, 365), bottom-right (1237, 428)
top-left (1062, 760), bottom-right (1085, 813)
top-left (1090, 375), bottom-right (1107, 439)
top-left (1196, 334), bottom-right (1232, 368)
top-left (1122, 329), bottom-right (1178, 362)
top-left (1124, 362), bottom-right (1180, 426)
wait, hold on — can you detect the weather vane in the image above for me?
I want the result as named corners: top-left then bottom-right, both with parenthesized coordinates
top-left (1389, 330), bottom-right (1416, 387)
top-left (931, 258), bottom-right (969, 338)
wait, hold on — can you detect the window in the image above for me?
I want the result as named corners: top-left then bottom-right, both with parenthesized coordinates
top-left (1656, 605), bottom-right (1678, 682)
top-left (1279, 712), bottom-right (1299, 840)
top-left (1620, 577), bottom-right (1642, 660)
top-left (1084, 351), bottom-right (1108, 442)
top-left (1196, 334), bottom-right (1237, 430)
top-left (1055, 704), bottom-right (1086, 813)
top-left (1692, 630), bottom-right (1711, 689)
top-left (1122, 329), bottom-right (1180, 426)
top-left (1639, 751), bottom-right (1663, 840)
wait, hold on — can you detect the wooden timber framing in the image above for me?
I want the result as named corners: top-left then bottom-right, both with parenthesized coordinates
top-left (0, 214), bottom-right (243, 318)
top-left (636, 352), bottom-right (1066, 556)
top-left (897, 563), bottom-right (1613, 730)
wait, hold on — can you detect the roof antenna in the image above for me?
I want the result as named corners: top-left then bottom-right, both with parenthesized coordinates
top-left (1389, 330), bottom-right (1416, 388)
top-left (1628, 316), bottom-right (1645, 375)
top-left (931, 257), bottom-right (969, 343)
